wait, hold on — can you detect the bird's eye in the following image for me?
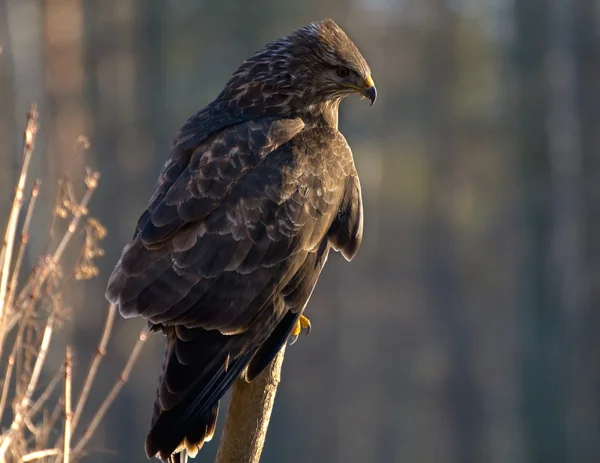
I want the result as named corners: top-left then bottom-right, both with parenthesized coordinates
top-left (336, 67), bottom-right (350, 78)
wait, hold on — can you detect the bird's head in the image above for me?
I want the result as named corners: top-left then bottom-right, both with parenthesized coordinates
top-left (284, 18), bottom-right (376, 106)
top-left (217, 19), bottom-right (376, 122)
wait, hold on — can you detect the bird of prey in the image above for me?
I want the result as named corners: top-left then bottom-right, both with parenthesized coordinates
top-left (106, 18), bottom-right (375, 462)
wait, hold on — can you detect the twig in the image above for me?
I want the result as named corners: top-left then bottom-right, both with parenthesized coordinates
top-left (0, 313), bottom-right (55, 459)
top-left (71, 303), bottom-right (116, 432)
top-left (0, 283), bottom-right (43, 424)
top-left (0, 184), bottom-right (42, 425)
top-left (45, 397), bottom-right (65, 449)
top-left (28, 366), bottom-right (65, 419)
top-left (0, 107), bottom-right (119, 461)
top-left (5, 180), bottom-right (41, 314)
top-left (16, 170), bottom-right (100, 310)
top-left (0, 104), bottom-right (39, 354)
top-left (63, 346), bottom-right (73, 463)
top-left (52, 173), bottom-right (98, 265)
top-left (21, 448), bottom-right (61, 461)
top-left (72, 329), bottom-right (148, 456)
top-left (0, 331), bottom-right (20, 425)
top-left (214, 346), bottom-right (286, 463)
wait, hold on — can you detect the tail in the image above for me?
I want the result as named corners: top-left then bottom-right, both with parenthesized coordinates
top-left (145, 327), bottom-right (258, 461)
top-left (163, 404), bottom-right (219, 462)
top-left (168, 453), bottom-right (184, 463)
top-left (168, 449), bottom-right (188, 463)
top-left (145, 303), bottom-right (296, 461)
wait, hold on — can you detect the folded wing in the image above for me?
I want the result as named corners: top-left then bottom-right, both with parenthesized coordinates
top-left (105, 121), bottom-right (363, 460)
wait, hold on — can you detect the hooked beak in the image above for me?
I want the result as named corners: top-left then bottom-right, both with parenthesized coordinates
top-left (362, 75), bottom-right (377, 105)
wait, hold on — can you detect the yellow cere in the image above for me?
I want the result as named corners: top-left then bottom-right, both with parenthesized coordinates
top-left (364, 75), bottom-right (375, 88)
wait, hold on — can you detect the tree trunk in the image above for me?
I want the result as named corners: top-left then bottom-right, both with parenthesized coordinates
top-left (513, 1), bottom-right (567, 461)
top-left (423, 3), bottom-right (486, 462)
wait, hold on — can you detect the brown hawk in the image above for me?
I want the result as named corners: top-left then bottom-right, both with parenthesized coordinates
top-left (106, 18), bottom-right (376, 461)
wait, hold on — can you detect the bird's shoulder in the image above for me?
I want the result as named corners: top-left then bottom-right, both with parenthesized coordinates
top-left (136, 116), bottom-right (306, 247)
top-left (286, 123), bottom-right (357, 177)
top-left (294, 123), bottom-right (352, 152)
top-left (291, 125), bottom-right (363, 262)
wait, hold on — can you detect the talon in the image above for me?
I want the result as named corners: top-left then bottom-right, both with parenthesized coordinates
top-left (299, 314), bottom-right (311, 335)
top-left (289, 314), bottom-right (311, 345)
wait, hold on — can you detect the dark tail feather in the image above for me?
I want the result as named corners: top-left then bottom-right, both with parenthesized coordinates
top-left (161, 403), bottom-right (219, 463)
top-left (145, 352), bottom-right (254, 461)
top-left (145, 299), bottom-right (289, 460)
top-left (168, 451), bottom-right (187, 463)
top-left (246, 310), bottom-right (299, 381)
top-left (185, 402), bottom-right (219, 454)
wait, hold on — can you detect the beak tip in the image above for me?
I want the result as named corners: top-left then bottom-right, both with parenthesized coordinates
top-left (365, 85), bottom-right (377, 106)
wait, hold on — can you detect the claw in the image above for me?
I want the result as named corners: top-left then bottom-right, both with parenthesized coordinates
top-left (299, 314), bottom-right (311, 335)
top-left (289, 314), bottom-right (311, 345)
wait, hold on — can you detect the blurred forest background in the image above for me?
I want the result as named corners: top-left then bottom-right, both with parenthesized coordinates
top-left (1, 0), bottom-right (599, 462)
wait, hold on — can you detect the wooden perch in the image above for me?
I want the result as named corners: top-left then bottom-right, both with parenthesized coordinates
top-left (214, 346), bottom-right (286, 463)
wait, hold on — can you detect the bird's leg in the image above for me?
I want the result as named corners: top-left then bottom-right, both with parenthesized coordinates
top-left (290, 315), bottom-right (311, 345)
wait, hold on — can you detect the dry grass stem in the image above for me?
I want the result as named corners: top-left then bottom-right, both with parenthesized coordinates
top-left (72, 329), bottom-right (148, 457)
top-left (46, 399), bottom-right (64, 448)
top-left (71, 303), bottom-right (116, 432)
top-left (27, 367), bottom-right (64, 419)
top-left (62, 347), bottom-right (73, 463)
top-left (0, 314), bottom-right (55, 459)
top-left (0, 105), bottom-right (38, 329)
top-left (15, 172), bottom-right (100, 311)
top-left (21, 448), bottom-right (61, 461)
top-left (0, 108), bottom-right (145, 462)
top-left (0, 332), bottom-right (19, 424)
top-left (5, 180), bottom-right (40, 316)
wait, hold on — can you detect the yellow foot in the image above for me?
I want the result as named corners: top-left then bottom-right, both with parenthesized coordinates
top-left (290, 314), bottom-right (311, 345)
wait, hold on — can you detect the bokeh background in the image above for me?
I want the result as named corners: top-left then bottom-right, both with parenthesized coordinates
top-left (1, 0), bottom-right (599, 462)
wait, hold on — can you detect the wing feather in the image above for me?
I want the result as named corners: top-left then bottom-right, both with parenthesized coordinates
top-left (106, 122), bottom-right (363, 460)
top-left (328, 172), bottom-right (363, 261)
top-left (107, 123), bottom-right (359, 334)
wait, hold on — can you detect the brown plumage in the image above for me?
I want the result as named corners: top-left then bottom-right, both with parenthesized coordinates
top-left (105, 18), bottom-right (375, 461)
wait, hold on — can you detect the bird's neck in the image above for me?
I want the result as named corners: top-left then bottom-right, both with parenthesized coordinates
top-left (213, 80), bottom-right (342, 130)
top-left (302, 99), bottom-right (341, 129)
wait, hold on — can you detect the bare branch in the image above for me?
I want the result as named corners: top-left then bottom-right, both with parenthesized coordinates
top-left (72, 329), bottom-right (148, 456)
top-left (16, 169), bottom-right (101, 310)
top-left (0, 104), bottom-right (39, 352)
top-left (5, 180), bottom-right (40, 316)
top-left (0, 107), bottom-right (128, 462)
top-left (28, 366), bottom-right (65, 419)
top-left (214, 346), bottom-right (286, 463)
top-left (71, 303), bottom-right (116, 432)
top-left (45, 397), bottom-right (65, 449)
top-left (21, 448), bottom-right (61, 461)
top-left (52, 170), bottom-right (99, 264)
top-left (0, 330), bottom-right (20, 423)
top-left (63, 346), bottom-right (73, 463)
top-left (0, 313), bottom-right (55, 459)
